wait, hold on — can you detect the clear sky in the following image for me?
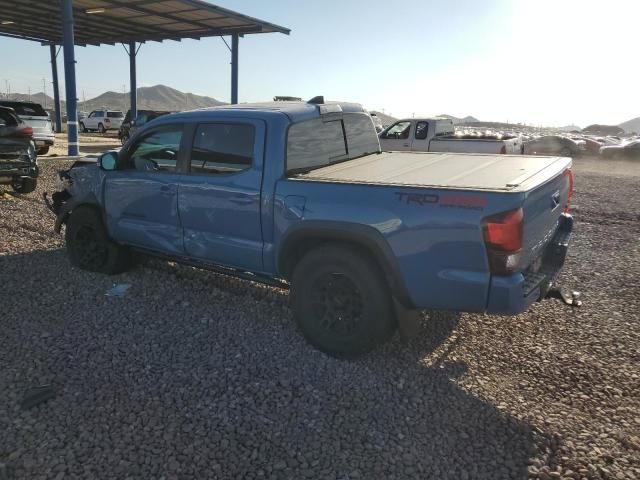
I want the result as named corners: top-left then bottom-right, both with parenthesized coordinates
top-left (1, 0), bottom-right (638, 127)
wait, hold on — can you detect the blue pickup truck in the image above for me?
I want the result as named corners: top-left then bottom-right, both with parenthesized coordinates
top-left (49, 99), bottom-right (574, 357)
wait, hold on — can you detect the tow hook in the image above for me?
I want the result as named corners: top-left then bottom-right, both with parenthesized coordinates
top-left (546, 287), bottom-right (582, 307)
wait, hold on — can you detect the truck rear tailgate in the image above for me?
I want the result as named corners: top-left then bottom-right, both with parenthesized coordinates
top-left (520, 163), bottom-right (573, 268)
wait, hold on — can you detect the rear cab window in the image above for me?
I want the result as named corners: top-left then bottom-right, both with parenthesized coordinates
top-left (189, 123), bottom-right (255, 175)
top-left (287, 112), bottom-right (380, 174)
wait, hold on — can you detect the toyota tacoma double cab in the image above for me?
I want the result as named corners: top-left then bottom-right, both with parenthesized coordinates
top-left (48, 98), bottom-right (574, 357)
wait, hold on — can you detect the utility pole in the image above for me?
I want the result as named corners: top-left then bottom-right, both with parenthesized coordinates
top-left (42, 78), bottom-right (47, 108)
top-left (28, 86), bottom-right (31, 102)
top-left (5, 79), bottom-right (10, 99)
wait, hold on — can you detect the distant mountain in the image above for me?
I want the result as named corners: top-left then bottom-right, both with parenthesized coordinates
top-left (618, 116), bottom-right (640, 134)
top-left (437, 114), bottom-right (480, 124)
top-left (557, 125), bottom-right (582, 132)
top-left (2, 85), bottom-right (225, 114)
top-left (582, 124), bottom-right (625, 136)
top-left (82, 85), bottom-right (226, 112)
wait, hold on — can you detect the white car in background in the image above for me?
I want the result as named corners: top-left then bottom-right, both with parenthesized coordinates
top-left (80, 110), bottom-right (124, 133)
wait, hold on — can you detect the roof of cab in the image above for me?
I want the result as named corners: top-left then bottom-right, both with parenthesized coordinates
top-left (165, 101), bottom-right (367, 123)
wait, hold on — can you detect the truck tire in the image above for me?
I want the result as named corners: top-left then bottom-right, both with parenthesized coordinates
top-left (65, 205), bottom-right (130, 274)
top-left (12, 178), bottom-right (37, 194)
top-left (37, 146), bottom-right (49, 155)
top-left (98, 123), bottom-right (105, 134)
top-left (290, 244), bottom-right (397, 357)
top-left (80, 122), bottom-right (86, 133)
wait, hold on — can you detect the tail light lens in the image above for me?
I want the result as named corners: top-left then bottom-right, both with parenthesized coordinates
top-left (17, 126), bottom-right (33, 137)
top-left (564, 168), bottom-right (573, 213)
top-left (482, 208), bottom-right (524, 275)
top-left (499, 145), bottom-right (507, 154)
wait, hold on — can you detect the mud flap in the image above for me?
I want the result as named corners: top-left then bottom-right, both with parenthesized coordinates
top-left (394, 298), bottom-right (421, 342)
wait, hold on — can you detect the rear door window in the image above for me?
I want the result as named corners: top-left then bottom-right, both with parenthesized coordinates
top-left (107, 111), bottom-right (124, 118)
top-left (0, 110), bottom-right (18, 127)
top-left (415, 121), bottom-right (429, 140)
top-left (189, 123), bottom-right (255, 174)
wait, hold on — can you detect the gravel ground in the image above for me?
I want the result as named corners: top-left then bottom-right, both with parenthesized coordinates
top-left (0, 157), bottom-right (638, 480)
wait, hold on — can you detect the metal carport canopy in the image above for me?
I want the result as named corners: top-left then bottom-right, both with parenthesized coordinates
top-left (0, 0), bottom-right (290, 154)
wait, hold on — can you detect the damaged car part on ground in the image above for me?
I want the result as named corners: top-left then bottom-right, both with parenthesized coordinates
top-left (47, 99), bottom-right (577, 357)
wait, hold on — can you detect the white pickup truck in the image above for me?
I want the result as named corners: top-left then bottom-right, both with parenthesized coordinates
top-left (379, 118), bottom-right (523, 155)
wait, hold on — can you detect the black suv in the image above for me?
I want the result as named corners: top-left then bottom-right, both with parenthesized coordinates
top-left (0, 106), bottom-right (38, 193)
top-left (118, 109), bottom-right (172, 144)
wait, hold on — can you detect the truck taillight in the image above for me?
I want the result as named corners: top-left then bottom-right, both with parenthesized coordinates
top-left (564, 168), bottom-right (573, 213)
top-left (482, 208), bottom-right (523, 275)
top-left (499, 145), bottom-right (507, 154)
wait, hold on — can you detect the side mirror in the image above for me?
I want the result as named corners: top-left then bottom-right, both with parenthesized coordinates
top-left (99, 151), bottom-right (118, 171)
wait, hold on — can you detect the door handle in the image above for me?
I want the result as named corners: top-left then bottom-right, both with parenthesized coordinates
top-left (403, 143), bottom-right (410, 147)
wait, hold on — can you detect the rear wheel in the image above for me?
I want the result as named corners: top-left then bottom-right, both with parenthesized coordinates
top-left (11, 178), bottom-right (37, 194)
top-left (98, 123), bottom-right (105, 134)
top-left (560, 147), bottom-right (572, 157)
top-left (120, 133), bottom-right (129, 145)
top-left (290, 244), bottom-right (397, 357)
top-left (65, 206), bottom-right (130, 274)
top-left (36, 146), bottom-right (49, 155)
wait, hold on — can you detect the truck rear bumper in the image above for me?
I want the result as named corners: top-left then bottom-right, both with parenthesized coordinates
top-left (486, 213), bottom-right (573, 315)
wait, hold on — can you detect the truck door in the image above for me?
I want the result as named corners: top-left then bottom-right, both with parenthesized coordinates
top-left (177, 119), bottom-right (265, 273)
top-left (410, 121), bottom-right (430, 151)
top-left (104, 124), bottom-right (185, 255)
top-left (379, 121), bottom-right (413, 151)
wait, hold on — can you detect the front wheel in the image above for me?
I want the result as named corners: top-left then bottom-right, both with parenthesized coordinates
top-left (120, 134), bottom-right (129, 145)
top-left (37, 146), bottom-right (49, 155)
top-left (65, 206), bottom-right (130, 274)
top-left (290, 244), bottom-right (397, 357)
top-left (80, 122), bottom-right (87, 133)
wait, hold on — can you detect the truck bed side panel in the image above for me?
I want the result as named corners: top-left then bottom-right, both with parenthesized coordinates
top-left (273, 180), bottom-right (524, 311)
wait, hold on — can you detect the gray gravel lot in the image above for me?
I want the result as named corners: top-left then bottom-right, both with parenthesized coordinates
top-left (0, 157), bottom-right (638, 480)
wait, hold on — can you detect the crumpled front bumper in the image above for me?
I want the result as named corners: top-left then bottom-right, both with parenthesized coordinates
top-left (486, 213), bottom-right (574, 315)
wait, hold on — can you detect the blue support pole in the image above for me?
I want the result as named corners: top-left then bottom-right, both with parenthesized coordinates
top-left (129, 42), bottom-right (137, 121)
top-left (231, 34), bottom-right (239, 104)
top-left (49, 44), bottom-right (62, 134)
top-left (61, 0), bottom-right (78, 155)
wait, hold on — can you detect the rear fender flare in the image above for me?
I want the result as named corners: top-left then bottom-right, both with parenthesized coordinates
top-left (278, 221), bottom-right (414, 307)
